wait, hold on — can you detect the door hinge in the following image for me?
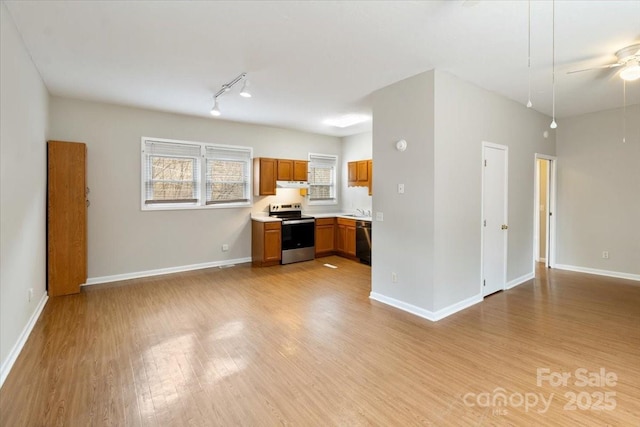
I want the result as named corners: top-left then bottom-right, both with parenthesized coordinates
top-left (484, 159), bottom-right (487, 167)
top-left (483, 279), bottom-right (486, 287)
top-left (483, 219), bottom-right (487, 227)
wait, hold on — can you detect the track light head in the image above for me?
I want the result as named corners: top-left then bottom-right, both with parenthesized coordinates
top-left (210, 98), bottom-right (221, 116)
top-left (239, 80), bottom-right (252, 98)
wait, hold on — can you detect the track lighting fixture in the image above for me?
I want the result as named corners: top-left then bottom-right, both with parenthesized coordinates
top-left (239, 80), bottom-right (252, 98)
top-left (210, 72), bottom-right (251, 117)
top-left (210, 98), bottom-right (221, 116)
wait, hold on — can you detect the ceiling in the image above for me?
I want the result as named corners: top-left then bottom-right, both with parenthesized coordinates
top-left (4, 0), bottom-right (640, 137)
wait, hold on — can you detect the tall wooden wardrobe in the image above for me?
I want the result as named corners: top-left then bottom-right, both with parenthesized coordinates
top-left (47, 141), bottom-right (88, 296)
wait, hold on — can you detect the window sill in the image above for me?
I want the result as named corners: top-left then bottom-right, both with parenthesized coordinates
top-left (142, 201), bottom-right (253, 211)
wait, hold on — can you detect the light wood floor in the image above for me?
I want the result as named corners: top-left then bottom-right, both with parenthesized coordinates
top-left (1, 258), bottom-right (639, 426)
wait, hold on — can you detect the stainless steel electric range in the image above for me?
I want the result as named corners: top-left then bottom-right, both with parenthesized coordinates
top-left (269, 203), bottom-right (315, 264)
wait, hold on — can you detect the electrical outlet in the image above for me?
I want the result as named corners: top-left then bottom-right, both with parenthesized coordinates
top-left (222, 244), bottom-right (229, 252)
top-left (392, 272), bottom-right (397, 283)
top-left (602, 251), bottom-right (609, 259)
top-left (28, 288), bottom-right (33, 302)
top-left (376, 212), bottom-right (384, 221)
top-left (398, 184), bottom-right (405, 194)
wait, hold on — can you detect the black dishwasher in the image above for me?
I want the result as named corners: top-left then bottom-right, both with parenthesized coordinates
top-left (355, 220), bottom-right (372, 265)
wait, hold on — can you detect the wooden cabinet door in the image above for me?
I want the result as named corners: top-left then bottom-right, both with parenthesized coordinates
top-left (48, 141), bottom-right (87, 296)
top-left (277, 159), bottom-right (293, 181)
top-left (255, 158), bottom-right (277, 195)
top-left (357, 160), bottom-right (369, 184)
top-left (264, 227), bottom-right (282, 262)
top-left (367, 160), bottom-right (373, 195)
top-left (336, 224), bottom-right (346, 253)
top-left (345, 226), bottom-right (357, 256)
top-left (293, 160), bottom-right (308, 181)
top-left (348, 162), bottom-right (357, 185)
top-left (315, 218), bottom-right (335, 256)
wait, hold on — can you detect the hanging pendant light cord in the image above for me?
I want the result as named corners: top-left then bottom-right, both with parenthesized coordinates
top-left (551, 0), bottom-right (557, 128)
top-left (622, 80), bottom-right (626, 143)
top-left (527, 0), bottom-right (532, 107)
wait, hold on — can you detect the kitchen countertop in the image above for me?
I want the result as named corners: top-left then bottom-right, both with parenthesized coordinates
top-left (309, 212), bottom-right (372, 221)
top-left (250, 214), bottom-right (282, 223)
top-left (251, 212), bottom-right (372, 222)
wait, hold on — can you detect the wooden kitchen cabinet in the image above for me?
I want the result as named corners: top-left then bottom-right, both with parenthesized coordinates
top-left (255, 157), bottom-right (309, 196)
top-left (277, 159), bottom-right (308, 181)
top-left (336, 217), bottom-right (356, 257)
top-left (348, 159), bottom-right (372, 193)
top-left (367, 160), bottom-right (373, 195)
top-left (47, 140), bottom-right (87, 296)
top-left (254, 157), bottom-right (277, 196)
top-left (252, 220), bottom-right (281, 267)
top-left (315, 218), bottom-right (336, 257)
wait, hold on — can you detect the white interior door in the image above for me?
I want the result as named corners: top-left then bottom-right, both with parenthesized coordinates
top-left (482, 143), bottom-right (508, 297)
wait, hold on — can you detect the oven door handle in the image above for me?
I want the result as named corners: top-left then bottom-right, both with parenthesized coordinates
top-left (282, 219), bottom-right (315, 225)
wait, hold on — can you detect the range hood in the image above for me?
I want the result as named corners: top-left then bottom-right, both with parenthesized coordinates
top-left (276, 180), bottom-right (309, 189)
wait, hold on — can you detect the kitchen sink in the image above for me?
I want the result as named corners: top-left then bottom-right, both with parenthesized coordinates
top-left (341, 214), bottom-right (372, 221)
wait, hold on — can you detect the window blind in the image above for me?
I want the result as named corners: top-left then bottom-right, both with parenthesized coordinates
top-left (308, 153), bottom-right (337, 201)
top-left (143, 140), bottom-right (201, 204)
top-left (205, 145), bottom-right (251, 204)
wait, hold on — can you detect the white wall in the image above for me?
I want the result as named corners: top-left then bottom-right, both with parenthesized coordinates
top-left (371, 69), bottom-right (556, 317)
top-left (49, 97), bottom-right (341, 280)
top-left (432, 70), bottom-right (555, 310)
top-left (0, 3), bottom-right (50, 379)
top-left (556, 105), bottom-right (640, 277)
top-left (341, 132), bottom-right (372, 213)
top-left (371, 71), bottom-right (436, 311)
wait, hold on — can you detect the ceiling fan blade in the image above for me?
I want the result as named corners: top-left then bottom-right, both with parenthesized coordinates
top-left (567, 63), bottom-right (623, 74)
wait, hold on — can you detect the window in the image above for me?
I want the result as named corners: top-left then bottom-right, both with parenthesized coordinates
top-left (308, 153), bottom-right (337, 205)
top-left (205, 146), bottom-right (250, 204)
top-left (142, 137), bottom-right (252, 210)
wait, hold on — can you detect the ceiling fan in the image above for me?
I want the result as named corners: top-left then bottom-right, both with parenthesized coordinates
top-left (567, 43), bottom-right (640, 81)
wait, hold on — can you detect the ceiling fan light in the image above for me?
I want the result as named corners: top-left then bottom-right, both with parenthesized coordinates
top-left (620, 61), bottom-right (640, 81)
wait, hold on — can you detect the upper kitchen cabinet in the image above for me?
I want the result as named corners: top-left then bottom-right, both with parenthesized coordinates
top-left (348, 159), bottom-right (373, 195)
top-left (367, 160), bottom-right (373, 195)
top-left (277, 159), bottom-right (308, 181)
top-left (255, 157), bottom-right (309, 196)
top-left (254, 157), bottom-right (277, 196)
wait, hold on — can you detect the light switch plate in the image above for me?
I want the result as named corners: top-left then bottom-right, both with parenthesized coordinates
top-left (398, 184), bottom-right (405, 194)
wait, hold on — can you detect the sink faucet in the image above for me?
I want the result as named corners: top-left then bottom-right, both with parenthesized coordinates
top-left (356, 208), bottom-right (365, 216)
top-left (365, 209), bottom-right (371, 216)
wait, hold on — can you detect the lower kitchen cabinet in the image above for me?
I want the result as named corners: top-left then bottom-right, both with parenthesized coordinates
top-left (315, 218), bottom-right (336, 257)
top-left (336, 218), bottom-right (356, 258)
top-left (252, 220), bottom-right (281, 267)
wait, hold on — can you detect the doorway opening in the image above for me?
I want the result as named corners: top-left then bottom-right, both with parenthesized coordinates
top-left (534, 154), bottom-right (557, 272)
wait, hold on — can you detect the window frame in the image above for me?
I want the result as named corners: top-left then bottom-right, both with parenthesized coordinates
top-left (307, 153), bottom-right (338, 206)
top-left (141, 137), bottom-right (253, 211)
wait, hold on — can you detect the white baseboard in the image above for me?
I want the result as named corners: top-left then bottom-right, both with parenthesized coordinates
top-left (85, 257), bottom-right (252, 286)
top-left (555, 264), bottom-right (640, 282)
top-left (536, 258), bottom-right (546, 263)
top-left (506, 272), bottom-right (535, 289)
top-left (369, 292), bottom-right (482, 322)
top-left (432, 293), bottom-right (483, 320)
top-left (0, 292), bottom-right (48, 388)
